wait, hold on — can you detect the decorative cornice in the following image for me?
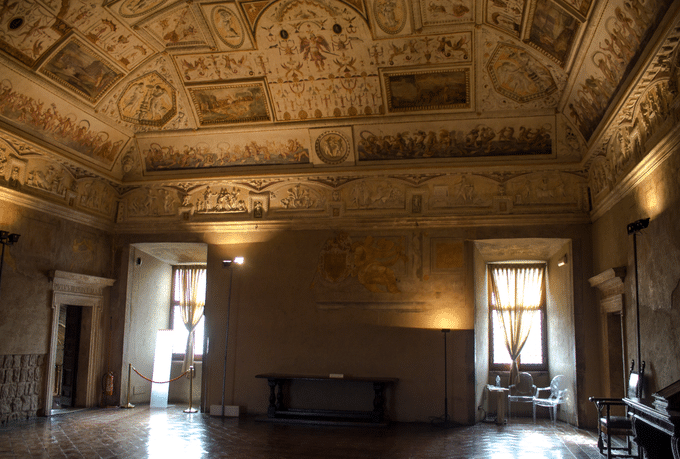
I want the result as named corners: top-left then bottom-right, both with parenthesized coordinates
top-left (589, 267), bottom-right (627, 314)
top-left (50, 270), bottom-right (116, 299)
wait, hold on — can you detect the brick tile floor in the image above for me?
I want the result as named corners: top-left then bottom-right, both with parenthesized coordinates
top-left (0, 406), bottom-right (608, 459)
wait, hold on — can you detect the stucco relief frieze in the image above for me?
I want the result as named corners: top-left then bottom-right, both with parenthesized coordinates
top-left (275, 183), bottom-right (328, 211)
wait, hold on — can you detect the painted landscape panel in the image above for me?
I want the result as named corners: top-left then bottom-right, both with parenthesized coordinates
top-left (385, 68), bottom-right (470, 112)
top-left (41, 39), bottom-right (123, 103)
top-left (190, 83), bottom-right (271, 125)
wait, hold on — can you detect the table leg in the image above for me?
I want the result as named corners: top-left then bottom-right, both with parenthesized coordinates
top-left (267, 379), bottom-right (277, 418)
top-left (373, 382), bottom-right (385, 423)
top-left (276, 380), bottom-right (285, 411)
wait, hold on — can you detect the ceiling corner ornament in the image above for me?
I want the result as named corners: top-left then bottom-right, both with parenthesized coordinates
top-left (117, 72), bottom-right (177, 126)
top-left (315, 131), bottom-right (350, 165)
top-left (486, 43), bottom-right (557, 103)
top-left (373, 0), bottom-right (407, 35)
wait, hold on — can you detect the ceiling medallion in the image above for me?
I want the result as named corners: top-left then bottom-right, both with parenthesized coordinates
top-left (315, 131), bottom-right (350, 165)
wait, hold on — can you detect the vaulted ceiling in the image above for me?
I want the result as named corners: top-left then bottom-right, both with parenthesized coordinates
top-left (0, 0), bottom-right (678, 229)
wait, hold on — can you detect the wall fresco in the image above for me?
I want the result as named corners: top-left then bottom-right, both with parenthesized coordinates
top-left (566, 0), bottom-right (666, 140)
top-left (0, 75), bottom-right (128, 169)
top-left (373, 0), bottom-right (408, 35)
top-left (40, 38), bottom-right (123, 103)
top-left (356, 117), bottom-right (553, 161)
top-left (118, 0), bottom-right (168, 18)
top-left (138, 130), bottom-right (310, 172)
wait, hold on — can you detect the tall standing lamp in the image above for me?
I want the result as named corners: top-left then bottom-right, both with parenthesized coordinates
top-left (220, 256), bottom-right (244, 416)
top-left (627, 217), bottom-right (649, 397)
top-left (0, 231), bottom-right (21, 299)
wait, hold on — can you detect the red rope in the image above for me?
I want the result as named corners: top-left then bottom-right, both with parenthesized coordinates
top-left (131, 366), bottom-right (192, 384)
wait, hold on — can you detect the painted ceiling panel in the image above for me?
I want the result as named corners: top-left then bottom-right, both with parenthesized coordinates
top-left (0, 0), bottom-right (675, 184)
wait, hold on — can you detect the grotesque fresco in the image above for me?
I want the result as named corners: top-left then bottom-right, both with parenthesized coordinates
top-left (420, 0), bottom-right (474, 26)
top-left (485, 0), bottom-right (525, 37)
top-left (41, 39), bottom-right (123, 103)
top-left (315, 131), bottom-right (350, 164)
top-left (118, 0), bottom-right (167, 18)
top-left (142, 4), bottom-right (208, 48)
top-left (210, 5), bottom-right (246, 49)
top-left (373, 0), bottom-right (408, 35)
top-left (566, 0), bottom-right (668, 139)
top-left (0, 1), bottom-right (63, 66)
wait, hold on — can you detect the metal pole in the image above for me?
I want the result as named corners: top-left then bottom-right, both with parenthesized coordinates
top-left (221, 267), bottom-right (233, 416)
top-left (443, 329), bottom-right (450, 422)
top-left (184, 366), bottom-right (197, 413)
top-left (121, 363), bottom-right (134, 408)
top-left (633, 231), bottom-right (642, 397)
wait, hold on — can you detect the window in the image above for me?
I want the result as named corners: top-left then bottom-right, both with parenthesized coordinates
top-left (171, 267), bottom-right (206, 360)
top-left (489, 263), bottom-right (547, 371)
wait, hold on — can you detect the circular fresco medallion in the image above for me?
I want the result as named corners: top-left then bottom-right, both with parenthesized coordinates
top-left (212, 7), bottom-right (245, 49)
top-left (119, 0), bottom-right (167, 18)
top-left (315, 132), bottom-right (349, 165)
top-left (373, 0), bottom-right (407, 35)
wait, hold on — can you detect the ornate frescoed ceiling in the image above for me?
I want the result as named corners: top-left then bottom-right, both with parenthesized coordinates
top-left (0, 0), bottom-right (679, 230)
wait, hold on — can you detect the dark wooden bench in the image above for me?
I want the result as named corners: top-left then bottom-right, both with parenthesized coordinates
top-left (255, 373), bottom-right (398, 426)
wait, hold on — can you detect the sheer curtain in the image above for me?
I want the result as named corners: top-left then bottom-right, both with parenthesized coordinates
top-left (489, 264), bottom-right (545, 385)
top-left (176, 267), bottom-right (206, 373)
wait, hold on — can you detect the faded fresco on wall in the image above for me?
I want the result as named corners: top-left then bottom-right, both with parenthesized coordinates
top-left (356, 117), bottom-right (553, 161)
top-left (0, 72), bottom-right (129, 169)
top-left (117, 72), bottom-right (176, 126)
top-left (485, 0), bottom-right (525, 37)
top-left (40, 39), bottom-right (123, 103)
top-left (384, 68), bottom-right (470, 112)
top-left (0, 1), bottom-right (63, 66)
top-left (138, 130), bottom-right (310, 171)
top-left (566, 0), bottom-right (667, 139)
top-left (189, 82), bottom-right (271, 125)
top-left (486, 43), bottom-right (558, 102)
top-left (311, 232), bottom-right (408, 294)
top-left (527, 0), bottom-right (580, 66)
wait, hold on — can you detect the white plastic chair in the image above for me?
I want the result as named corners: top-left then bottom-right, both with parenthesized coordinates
top-left (533, 375), bottom-right (568, 424)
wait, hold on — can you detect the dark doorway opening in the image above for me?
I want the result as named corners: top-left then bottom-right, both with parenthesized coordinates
top-left (53, 305), bottom-right (82, 409)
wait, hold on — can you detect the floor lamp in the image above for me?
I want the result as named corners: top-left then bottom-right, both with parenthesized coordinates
top-left (627, 217), bottom-right (649, 397)
top-left (220, 257), bottom-right (243, 417)
top-left (433, 329), bottom-right (457, 427)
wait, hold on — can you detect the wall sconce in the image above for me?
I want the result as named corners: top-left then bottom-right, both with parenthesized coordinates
top-left (0, 230), bottom-right (21, 299)
top-left (557, 255), bottom-right (568, 267)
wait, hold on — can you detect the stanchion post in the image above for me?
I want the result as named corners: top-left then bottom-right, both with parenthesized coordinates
top-left (184, 366), bottom-right (198, 413)
top-left (121, 363), bottom-right (135, 409)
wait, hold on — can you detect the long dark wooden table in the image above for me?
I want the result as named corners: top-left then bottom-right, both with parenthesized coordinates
top-left (624, 397), bottom-right (680, 459)
top-left (255, 373), bottom-right (398, 425)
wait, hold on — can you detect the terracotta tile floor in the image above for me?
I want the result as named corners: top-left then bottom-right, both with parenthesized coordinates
top-left (0, 406), bottom-right (606, 459)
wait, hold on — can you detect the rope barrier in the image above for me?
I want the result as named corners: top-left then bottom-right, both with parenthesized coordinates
top-left (131, 366), bottom-right (192, 384)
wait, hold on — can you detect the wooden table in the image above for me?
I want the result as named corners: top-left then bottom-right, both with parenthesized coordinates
top-left (624, 397), bottom-right (680, 459)
top-left (255, 373), bottom-right (398, 425)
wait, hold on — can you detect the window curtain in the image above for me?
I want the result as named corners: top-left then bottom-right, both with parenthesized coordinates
top-left (176, 267), bottom-right (206, 373)
top-left (490, 264), bottom-right (545, 385)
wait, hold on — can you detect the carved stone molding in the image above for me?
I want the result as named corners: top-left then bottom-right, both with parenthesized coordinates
top-left (589, 267), bottom-right (626, 313)
top-left (45, 271), bottom-right (115, 416)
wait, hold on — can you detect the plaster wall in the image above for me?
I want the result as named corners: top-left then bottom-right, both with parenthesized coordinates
top-left (592, 145), bottom-right (680, 395)
top-left (473, 244), bottom-right (489, 423)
